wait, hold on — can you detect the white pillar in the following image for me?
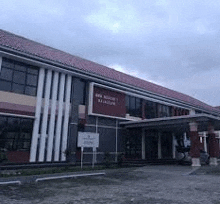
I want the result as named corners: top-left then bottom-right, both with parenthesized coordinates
top-left (30, 68), bottom-right (45, 162)
top-left (38, 70), bottom-right (52, 162)
top-left (96, 117), bottom-right (98, 133)
top-left (158, 132), bottom-right (162, 159)
top-left (209, 158), bottom-right (218, 166)
top-left (217, 131), bottom-right (220, 150)
top-left (0, 56), bottom-right (2, 72)
top-left (61, 75), bottom-right (72, 161)
top-left (203, 132), bottom-right (207, 152)
top-left (115, 119), bottom-right (118, 162)
top-left (142, 128), bottom-right (145, 160)
top-left (95, 117), bottom-right (98, 163)
top-left (172, 133), bottom-right (176, 159)
top-left (54, 73), bottom-right (65, 161)
top-left (46, 72), bottom-right (59, 162)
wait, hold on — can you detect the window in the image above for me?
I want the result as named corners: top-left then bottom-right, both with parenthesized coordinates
top-left (0, 58), bottom-right (39, 96)
top-left (78, 80), bottom-right (86, 105)
top-left (72, 79), bottom-right (86, 105)
top-left (173, 107), bottom-right (189, 116)
top-left (126, 95), bottom-right (142, 118)
top-left (0, 116), bottom-right (34, 151)
top-left (158, 104), bottom-right (171, 118)
top-left (145, 100), bottom-right (157, 119)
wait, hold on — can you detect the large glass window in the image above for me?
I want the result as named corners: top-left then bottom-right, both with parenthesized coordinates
top-left (172, 107), bottom-right (189, 116)
top-left (0, 58), bottom-right (39, 96)
top-left (126, 95), bottom-right (142, 118)
top-left (145, 100), bottom-right (157, 119)
top-left (158, 104), bottom-right (171, 118)
top-left (0, 116), bottom-right (34, 151)
top-left (72, 79), bottom-right (86, 105)
top-left (78, 79), bottom-right (86, 105)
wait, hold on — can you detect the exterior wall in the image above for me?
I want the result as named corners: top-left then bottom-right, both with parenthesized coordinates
top-left (68, 79), bottom-right (123, 163)
top-left (0, 59), bottom-right (74, 163)
top-left (0, 91), bottom-right (36, 116)
top-left (1, 53), bottom-right (218, 165)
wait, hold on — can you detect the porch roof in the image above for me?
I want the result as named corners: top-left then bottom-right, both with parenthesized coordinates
top-left (120, 114), bottom-right (220, 132)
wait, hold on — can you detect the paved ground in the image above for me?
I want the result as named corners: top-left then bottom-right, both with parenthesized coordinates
top-left (1, 165), bottom-right (220, 204)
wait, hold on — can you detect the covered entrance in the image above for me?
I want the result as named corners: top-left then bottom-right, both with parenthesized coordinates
top-left (145, 130), bottom-right (158, 159)
top-left (121, 114), bottom-right (220, 166)
top-left (144, 130), bottom-right (174, 160)
top-left (144, 130), bottom-right (173, 159)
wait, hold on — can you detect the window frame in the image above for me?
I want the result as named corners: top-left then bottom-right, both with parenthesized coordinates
top-left (0, 58), bottom-right (39, 96)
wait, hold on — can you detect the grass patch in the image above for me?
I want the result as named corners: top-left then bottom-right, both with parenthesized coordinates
top-left (0, 163), bottom-right (126, 178)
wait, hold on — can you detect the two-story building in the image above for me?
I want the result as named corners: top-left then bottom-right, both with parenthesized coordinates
top-left (0, 29), bottom-right (219, 166)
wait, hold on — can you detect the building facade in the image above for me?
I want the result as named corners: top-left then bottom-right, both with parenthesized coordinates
top-left (0, 29), bottom-right (219, 166)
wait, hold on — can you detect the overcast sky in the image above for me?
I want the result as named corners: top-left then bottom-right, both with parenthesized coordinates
top-left (1, 0), bottom-right (220, 106)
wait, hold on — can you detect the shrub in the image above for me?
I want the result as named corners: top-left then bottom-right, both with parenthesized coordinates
top-left (103, 152), bottom-right (112, 168)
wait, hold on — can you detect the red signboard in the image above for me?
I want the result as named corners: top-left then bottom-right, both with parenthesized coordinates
top-left (92, 86), bottom-right (126, 118)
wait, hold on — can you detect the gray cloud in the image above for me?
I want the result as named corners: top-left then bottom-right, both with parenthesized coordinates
top-left (1, 0), bottom-right (220, 106)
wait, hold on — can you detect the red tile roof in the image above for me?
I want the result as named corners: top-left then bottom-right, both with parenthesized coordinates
top-left (0, 29), bottom-right (218, 113)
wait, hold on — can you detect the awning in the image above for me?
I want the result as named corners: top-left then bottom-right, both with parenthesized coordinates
top-left (120, 114), bottom-right (220, 132)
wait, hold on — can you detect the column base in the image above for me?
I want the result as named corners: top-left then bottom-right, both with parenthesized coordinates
top-left (209, 157), bottom-right (218, 166)
top-left (191, 158), bottom-right (201, 167)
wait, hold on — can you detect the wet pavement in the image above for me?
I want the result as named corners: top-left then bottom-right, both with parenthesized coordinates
top-left (1, 165), bottom-right (220, 204)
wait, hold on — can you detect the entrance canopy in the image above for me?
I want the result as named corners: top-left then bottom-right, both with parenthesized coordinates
top-left (120, 114), bottom-right (220, 132)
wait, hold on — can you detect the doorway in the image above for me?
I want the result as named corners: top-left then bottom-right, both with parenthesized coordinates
top-left (161, 131), bottom-right (173, 159)
top-left (145, 131), bottom-right (158, 159)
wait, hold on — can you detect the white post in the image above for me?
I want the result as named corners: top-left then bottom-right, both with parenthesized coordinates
top-left (219, 131), bottom-right (220, 150)
top-left (61, 75), bottom-right (72, 161)
top-left (81, 147), bottom-right (84, 169)
top-left (39, 69), bottom-right (52, 162)
top-left (0, 56), bottom-right (2, 72)
top-left (92, 147), bottom-right (96, 168)
top-left (96, 117), bottom-right (98, 133)
top-left (46, 72), bottom-right (59, 162)
top-left (158, 132), bottom-right (162, 159)
top-left (54, 73), bottom-right (65, 161)
top-left (203, 132), bottom-right (207, 152)
top-left (30, 68), bottom-right (45, 162)
top-left (142, 128), bottom-right (145, 160)
top-left (172, 133), bottom-right (176, 159)
top-left (95, 117), bottom-right (98, 163)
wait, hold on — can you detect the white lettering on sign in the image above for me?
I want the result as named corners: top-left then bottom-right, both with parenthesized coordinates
top-left (95, 93), bottom-right (118, 106)
top-left (78, 132), bottom-right (99, 148)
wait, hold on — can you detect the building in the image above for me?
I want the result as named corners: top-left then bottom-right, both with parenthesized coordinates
top-left (0, 29), bottom-right (219, 166)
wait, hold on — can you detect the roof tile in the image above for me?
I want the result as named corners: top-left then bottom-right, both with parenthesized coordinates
top-left (0, 29), bottom-right (219, 113)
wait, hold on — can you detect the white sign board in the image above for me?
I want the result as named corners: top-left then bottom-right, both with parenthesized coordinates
top-left (78, 132), bottom-right (99, 148)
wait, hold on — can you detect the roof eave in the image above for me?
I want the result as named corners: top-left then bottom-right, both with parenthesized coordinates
top-left (0, 45), bottom-right (219, 116)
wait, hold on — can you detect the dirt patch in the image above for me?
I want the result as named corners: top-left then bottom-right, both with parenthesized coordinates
top-left (1, 165), bottom-right (220, 204)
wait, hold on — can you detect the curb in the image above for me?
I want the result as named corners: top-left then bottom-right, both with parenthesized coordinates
top-left (182, 166), bottom-right (201, 176)
top-left (35, 172), bottom-right (106, 182)
top-left (0, 180), bottom-right (21, 185)
top-left (0, 171), bottom-right (106, 185)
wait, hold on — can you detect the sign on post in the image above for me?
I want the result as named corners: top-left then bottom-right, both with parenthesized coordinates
top-left (77, 132), bottom-right (99, 169)
top-left (78, 132), bottom-right (99, 148)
